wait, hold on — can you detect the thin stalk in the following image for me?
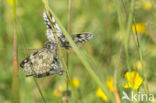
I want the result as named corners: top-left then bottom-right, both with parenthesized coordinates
top-left (114, 0), bottom-right (124, 31)
top-left (125, 0), bottom-right (135, 73)
top-left (33, 78), bottom-right (46, 103)
top-left (113, 47), bottom-right (123, 103)
top-left (67, 0), bottom-right (71, 34)
top-left (125, 0), bottom-right (135, 96)
top-left (41, 0), bottom-right (115, 102)
top-left (11, 0), bottom-right (20, 103)
top-left (133, 19), bottom-right (149, 93)
top-left (114, 0), bottom-right (132, 73)
top-left (29, 66), bottom-right (46, 103)
top-left (66, 0), bottom-right (71, 103)
top-left (78, 88), bottom-right (83, 103)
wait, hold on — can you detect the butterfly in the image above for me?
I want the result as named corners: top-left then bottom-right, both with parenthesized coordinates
top-left (20, 10), bottom-right (94, 78)
top-left (20, 41), bottom-right (64, 78)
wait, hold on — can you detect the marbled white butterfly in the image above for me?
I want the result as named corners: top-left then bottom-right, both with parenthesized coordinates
top-left (20, 41), bottom-right (64, 78)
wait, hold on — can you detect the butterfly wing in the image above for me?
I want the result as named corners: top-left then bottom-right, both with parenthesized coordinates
top-left (20, 48), bottom-right (63, 78)
top-left (71, 32), bottom-right (94, 45)
top-left (58, 33), bottom-right (94, 49)
top-left (43, 11), bottom-right (94, 49)
top-left (43, 11), bottom-right (66, 42)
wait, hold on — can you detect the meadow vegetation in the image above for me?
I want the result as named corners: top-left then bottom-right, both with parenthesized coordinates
top-left (0, 0), bottom-right (156, 103)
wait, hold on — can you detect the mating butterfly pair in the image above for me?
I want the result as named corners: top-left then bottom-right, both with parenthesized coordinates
top-left (20, 11), bottom-right (94, 78)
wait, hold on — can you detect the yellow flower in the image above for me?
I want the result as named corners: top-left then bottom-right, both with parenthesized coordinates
top-left (142, 2), bottom-right (152, 10)
top-left (106, 77), bottom-right (114, 92)
top-left (132, 23), bottom-right (146, 34)
top-left (124, 71), bottom-right (143, 90)
top-left (96, 88), bottom-right (108, 101)
top-left (7, 0), bottom-right (17, 6)
top-left (53, 86), bottom-right (63, 97)
top-left (72, 78), bottom-right (80, 88)
top-left (133, 60), bottom-right (146, 70)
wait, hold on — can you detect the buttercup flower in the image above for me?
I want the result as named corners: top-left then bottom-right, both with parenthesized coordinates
top-left (72, 78), bottom-right (80, 88)
top-left (96, 88), bottom-right (108, 101)
top-left (106, 77), bottom-right (114, 92)
top-left (132, 23), bottom-right (146, 34)
top-left (124, 71), bottom-right (143, 90)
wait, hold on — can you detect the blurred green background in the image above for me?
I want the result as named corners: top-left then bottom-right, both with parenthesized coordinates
top-left (0, 0), bottom-right (156, 103)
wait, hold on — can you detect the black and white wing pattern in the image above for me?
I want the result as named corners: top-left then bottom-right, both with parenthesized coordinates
top-left (43, 11), bottom-right (94, 49)
top-left (20, 10), bottom-right (94, 78)
top-left (20, 41), bottom-right (64, 78)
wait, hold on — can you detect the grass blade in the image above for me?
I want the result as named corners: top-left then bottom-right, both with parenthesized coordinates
top-left (11, 0), bottom-right (20, 103)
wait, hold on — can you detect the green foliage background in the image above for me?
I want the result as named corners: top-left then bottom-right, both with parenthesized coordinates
top-left (0, 0), bottom-right (156, 103)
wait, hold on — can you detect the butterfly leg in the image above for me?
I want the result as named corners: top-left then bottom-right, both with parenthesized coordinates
top-left (32, 69), bottom-right (64, 78)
